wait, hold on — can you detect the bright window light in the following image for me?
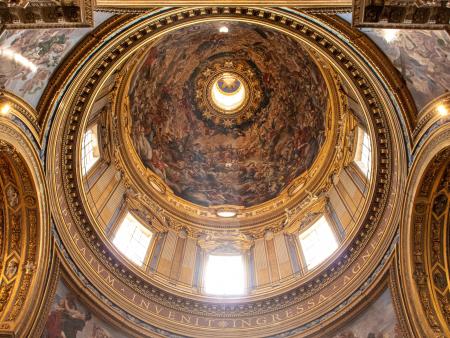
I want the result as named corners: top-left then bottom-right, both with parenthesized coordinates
top-left (0, 103), bottom-right (11, 115)
top-left (437, 104), bottom-right (448, 117)
top-left (211, 73), bottom-right (246, 112)
top-left (299, 216), bottom-right (338, 270)
top-left (81, 124), bottom-right (100, 175)
top-left (204, 255), bottom-right (246, 296)
top-left (113, 213), bottom-right (153, 266)
top-left (354, 127), bottom-right (372, 177)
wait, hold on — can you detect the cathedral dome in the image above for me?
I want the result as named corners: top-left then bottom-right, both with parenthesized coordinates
top-left (127, 21), bottom-right (329, 207)
top-left (1, 1), bottom-right (448, 337)
top-left (43, 7), bottom-right (407, 337)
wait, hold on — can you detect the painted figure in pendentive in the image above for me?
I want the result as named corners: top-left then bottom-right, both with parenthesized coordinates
top-left (44, 293), bottom-right (91, 338)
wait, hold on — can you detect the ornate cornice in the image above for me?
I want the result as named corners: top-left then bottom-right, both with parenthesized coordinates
top-left (0, 0), bottom-right (93, 30)
top-left (352, 0), bottom-right (450, 29)
top-left (93, 1), bottom-right (352, 9)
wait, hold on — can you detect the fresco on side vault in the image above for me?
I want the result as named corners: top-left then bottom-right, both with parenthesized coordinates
top-left (338, 14), bottom-right (449, 112)
top-left (42, 280), bottom-right (129, 338)
top-left (129, 21), bottom-right (328, 207)
top-left (0, 11), bottom-right (112, 108)
top-left (331, 288), bottom-right (402, 338)
top-left (362, 29), bottom-right (450, 111)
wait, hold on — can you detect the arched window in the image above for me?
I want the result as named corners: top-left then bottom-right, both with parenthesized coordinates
top-left (112, 212), bottom-right (153, 266)
top-left (81, 124), bottom-right (100, 175)
top-left (204, 254), bottom-right (246, 296)
top-left (299, 216), bottom-right (338, 270)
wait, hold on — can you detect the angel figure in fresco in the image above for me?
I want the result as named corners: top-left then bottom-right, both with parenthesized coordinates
top-left (43, 293), bottom-right (92, 338)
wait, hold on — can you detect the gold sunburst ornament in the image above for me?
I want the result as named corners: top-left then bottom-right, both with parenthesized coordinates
top-left (194, 59), bottom-right (264, 128)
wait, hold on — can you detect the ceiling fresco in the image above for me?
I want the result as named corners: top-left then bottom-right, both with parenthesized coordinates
top-left (338, 14), bottom-right (450, 112)
top-left (363, 29), bottom-right (450, 111)
top-left (128, 21), bottom-right (328, 207)
top-left (0, 11), bottom-right (112, 108)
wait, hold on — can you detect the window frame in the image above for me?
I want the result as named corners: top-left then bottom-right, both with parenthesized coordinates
top-left (111, 211), bottom-right (154, 268)
top-left (298, 214), bottom-right (339, 271)
top-left (353, 126), bottom-right (372, 179)
top-left (81, 123), bottom-right (101, 176)
top-left (202, 252), bottom-right (248, 296)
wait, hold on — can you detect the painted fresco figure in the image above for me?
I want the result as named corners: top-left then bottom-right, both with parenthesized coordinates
top-left (43, 293), bottom-right (91, 338)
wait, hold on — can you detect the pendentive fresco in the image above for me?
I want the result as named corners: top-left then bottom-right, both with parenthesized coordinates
top-left (363, 29), bottom-right (450, 111)
top-left (331, 289), bottom-right (402, 338)
top-left (42, 280), bottom-right (130, 338)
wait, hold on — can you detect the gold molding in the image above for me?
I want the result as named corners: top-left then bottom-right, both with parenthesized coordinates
top-left (94, 0), bottom-right (352, 8)
top-left (45, 7), bottom-right (407, 337)
top-left (412, 92), bottom-right (450, 147)
top-left (0, 119), bottom-right (52, 338)
top-left (0, 0), bottom-right (93, 30)
top-left (0, 90), bottom-right (40, 146)
top-left (399, 122), bottom-right (450, 338)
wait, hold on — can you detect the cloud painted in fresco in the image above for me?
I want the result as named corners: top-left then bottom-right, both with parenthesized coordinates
top-left (0, 11), bottom-right (113, 108)
top-left (337, 14), bottom-right (449, 112)
top-left (363, 29), bottom-right (450, 111)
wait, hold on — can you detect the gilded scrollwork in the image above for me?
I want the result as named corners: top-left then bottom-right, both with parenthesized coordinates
top-left (410, 148), bottom-right (450, 337)
top-left (0, 140), bottom-right (41, 330)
